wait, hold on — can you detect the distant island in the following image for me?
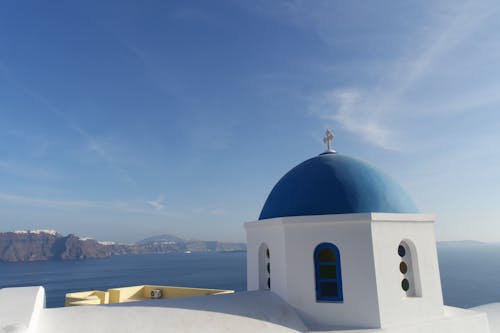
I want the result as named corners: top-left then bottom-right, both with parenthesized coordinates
top-left (0, 230), bottom-right (246, 263)
top-left (436, 240), bottom-right (487, 247)
top-left (1, 230), bottom-right (493, 263)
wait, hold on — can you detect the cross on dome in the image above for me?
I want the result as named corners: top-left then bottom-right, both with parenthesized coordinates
top-left (323, 129), bottom-right (336, 153)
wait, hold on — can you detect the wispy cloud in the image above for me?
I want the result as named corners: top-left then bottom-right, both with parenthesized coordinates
top-left (146, 195), bottom-right (167, 210)
top-left (0, 191), bottom-right (184, 219)
top-left (68, 123), bottom-right (136, 185)
top-left (0, 192), bottom-right (94, 209)
top-left (0, 60), bottom-right (135, 184)
top-left (309, 88), bottom-right (395, 149)
top-left (115, 33), bottom-right (239, 153)
top-left (305, 1), bottom-right (498, 150)
top-left (70, 124), bottom-right (136, 184)
top-left (0, 58), bottom-right (70, 121)
top-left (385, 1), bottom-right (494, 103)
top-left (116, 37), bottom-right (182, 98)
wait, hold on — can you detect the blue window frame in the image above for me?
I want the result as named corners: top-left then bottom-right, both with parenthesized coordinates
top-left (314, 243), bottom-right (343, 302)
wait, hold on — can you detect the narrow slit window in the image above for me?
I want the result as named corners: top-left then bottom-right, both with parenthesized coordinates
top-left (259, 243), bottom-right (271, 290)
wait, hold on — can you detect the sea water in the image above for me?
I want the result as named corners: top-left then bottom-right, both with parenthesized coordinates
top-left (0, 252), bottom-right (246, 307)
top-left (439, 244), bottom-right (500, 308)
top-left (0, 247), bottom-right (499, 308)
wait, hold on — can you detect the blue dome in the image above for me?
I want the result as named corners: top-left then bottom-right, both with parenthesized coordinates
top-left (259, 152), bottom-right (418, 220)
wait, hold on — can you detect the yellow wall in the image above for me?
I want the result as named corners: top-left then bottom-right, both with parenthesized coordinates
top-left (65, 285), bottom-right (233, 306)
top-left (65, 291), bottom-right (109, 306)
top-left (142, 285), bottom-right (233, 299)
top-left (109, 285), bottom-right (143, 303)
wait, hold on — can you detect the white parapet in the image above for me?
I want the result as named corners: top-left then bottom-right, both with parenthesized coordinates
top-left (0, 286), bottom-right (45, 333)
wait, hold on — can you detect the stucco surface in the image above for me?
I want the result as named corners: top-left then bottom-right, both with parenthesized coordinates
top-left (37, 291), bottom-right (307, 333)
top-left (0, 286), bottom-right (45, 333)
top-left (472, 303), bottom-right (500, 332)
top-left (0, 286), bottom-right (494, 333)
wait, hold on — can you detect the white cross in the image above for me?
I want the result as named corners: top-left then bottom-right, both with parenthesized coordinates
top-left (323, 129), bottom-right (335, 153)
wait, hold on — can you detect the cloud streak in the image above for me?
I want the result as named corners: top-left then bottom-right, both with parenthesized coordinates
top-left (0, 192), bottom-right (184, 219)
top-left (70, 124), bottom-right (136, 184)
top-left (307, 0), bottom-right (498, 150)
top-left (0, 60), bottom-right (136, 184)
top-left (0, 192), bottom-right (94, 209)
top-left (146, 195), bottom-right (167, 210)
top-left (309, 88), bottom-right (395, 149)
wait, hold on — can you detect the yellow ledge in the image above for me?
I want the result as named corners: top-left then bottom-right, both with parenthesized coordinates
top-left (65, 285), bottom-right (234, 306)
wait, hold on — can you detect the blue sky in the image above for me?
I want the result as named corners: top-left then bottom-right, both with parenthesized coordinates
top-left (1, 0), bottom-right (499, 242)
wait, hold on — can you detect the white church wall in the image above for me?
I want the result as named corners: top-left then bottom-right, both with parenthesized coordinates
top-left (246, 213), bottom-right (477, 331)
top-left (370, 213), bottom-right (444, 328)
top-left (281, 214), bottom-right (381, 330)
top-left (245, 220), bottom-right (288, 299)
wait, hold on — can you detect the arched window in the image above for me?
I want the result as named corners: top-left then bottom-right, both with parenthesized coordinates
top-left (314, 243), bottom-right (343, 302)
top-left (398, 240), bottom-right (421, 297)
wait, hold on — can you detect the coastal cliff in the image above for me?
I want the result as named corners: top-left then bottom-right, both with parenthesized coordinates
top-left (0, 231), bottom-right (246, 262)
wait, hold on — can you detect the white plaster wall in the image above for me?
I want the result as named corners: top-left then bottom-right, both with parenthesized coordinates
top-left (245, 225), bottom-right (259, 291)
top-left (370, 214), bottom-right (444, 328)
top-left (246, 214), bottom-right (462, 331)
top-left (245, 220), bottom-right (288, 299)
top-left (0, 286), bottom-right (45, 333)
top-left (37, 291), bottom-right (308, 333)
top-left (328, 307), bottom-right (489, 333)
top-left (281, 215), bottom-right (381, 330)
top-left (247, 214), bottom-right (383, 330)
top-left (30, 287), bottom-right (45, 333)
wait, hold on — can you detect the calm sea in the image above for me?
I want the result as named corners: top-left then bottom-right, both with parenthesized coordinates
top-left (0, 246), bottom-right (499, 309)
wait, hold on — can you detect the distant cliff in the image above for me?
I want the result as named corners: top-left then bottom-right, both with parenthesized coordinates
top-left (0, 231), bottom-right (113, 262)
top-left (0, 231), bottom-right (246, 262)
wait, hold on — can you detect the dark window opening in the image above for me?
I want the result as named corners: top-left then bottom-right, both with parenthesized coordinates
top-left (314, 243), bottom-right (343, 302)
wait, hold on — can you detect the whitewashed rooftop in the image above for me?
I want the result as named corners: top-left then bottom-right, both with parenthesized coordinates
top-left (1, 287), bottom-right (499, 333)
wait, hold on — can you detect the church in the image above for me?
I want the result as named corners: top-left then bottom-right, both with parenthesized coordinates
top-left (0, 131), bottom-right (494, 332)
